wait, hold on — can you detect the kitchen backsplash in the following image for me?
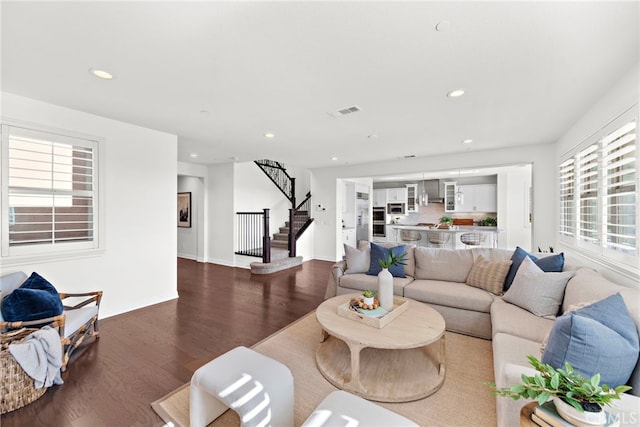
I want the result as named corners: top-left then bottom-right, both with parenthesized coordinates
top-left (390, 203), bottom-right (496, 225)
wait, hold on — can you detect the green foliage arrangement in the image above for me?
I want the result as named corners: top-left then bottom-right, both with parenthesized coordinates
top-left (362, 289), bottom-right (376, 298)
top-left (487, 355), bottom-right (631, 412)
top-left (378, 249), bottom-right (407, 269)
top-left (479, 217), bottom-right (497, 226)
top-left (439, 216), bottom-right (453, 225)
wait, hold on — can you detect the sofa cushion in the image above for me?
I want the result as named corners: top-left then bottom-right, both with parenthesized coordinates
top-left (503, 247), bottom-right (565, 291)
top-left (471, 247), bottom-right (513, 262)
top-left (367, 242), bottom-right (406, 278)
top-left (491, 298), bottom-right (555, 342)
top-left (339, 274), bottom-right (414, 297)
top-left (404, 280), bottom-right (495, 313)
top-left (542, 293), bottom-right (639, 388)
top-left (466, 255), bottom-right (512, 295)
top-left (1, 272), bottom-right (63, 322)
top-left (343, 244), bottom-right (370, 274)
top-left (502, 257), bottom-right (574, 318)
top-left (414, 248), bottom-right (474, 282)
top-left (359, 241), bottom-right (415, 278)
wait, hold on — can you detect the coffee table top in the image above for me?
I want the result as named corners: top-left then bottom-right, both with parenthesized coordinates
top-left (316, 294), bottom-right (445, 349)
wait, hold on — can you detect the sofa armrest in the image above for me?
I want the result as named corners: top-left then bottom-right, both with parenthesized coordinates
top-left (324, 260), bottom-right (347, 299)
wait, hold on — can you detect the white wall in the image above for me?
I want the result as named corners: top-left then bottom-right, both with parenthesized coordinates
top-left (177, 175), bottom-right (203, 261)
top-left (311, 144), bottom-right (556, 261)
top-left (1, 93), bottom-right (178, 318)
top-left (497, 165), bottom-right (532, 250)
top-left (206, 162), bottom-right (235, 266)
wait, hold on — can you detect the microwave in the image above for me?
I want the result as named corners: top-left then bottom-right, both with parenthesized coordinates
top-left (387, 203), bottom-right (405, 215)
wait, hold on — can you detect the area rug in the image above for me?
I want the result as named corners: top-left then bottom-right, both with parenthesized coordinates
top-left (151, 312), bottom-right (497, 426)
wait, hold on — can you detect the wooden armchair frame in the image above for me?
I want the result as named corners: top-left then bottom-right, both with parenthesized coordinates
top-left (0, 290), bottom-right (103, 372)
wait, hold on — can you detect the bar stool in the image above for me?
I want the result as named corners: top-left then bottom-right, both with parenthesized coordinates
top-left (400, 230), bottom-right (422, 244)
top-left (460, 232), bottom-right (485, 248)
top-left (426, 231), bottom-right (450, 248)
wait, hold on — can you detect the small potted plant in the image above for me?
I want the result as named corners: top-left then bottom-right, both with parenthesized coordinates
top-left (361, 289), bottom-right (376, 307)
top-left (438, 216), bottom-right (453, 229)
top-left (487, 355), bottom-right (631, 426)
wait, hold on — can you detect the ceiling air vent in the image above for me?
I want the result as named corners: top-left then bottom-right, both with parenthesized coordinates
top-left (328, 105), bottom-right (362, 118)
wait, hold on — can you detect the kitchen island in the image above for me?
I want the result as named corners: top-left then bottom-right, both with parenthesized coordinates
top-left (388, 225), bottom-right (500, 248)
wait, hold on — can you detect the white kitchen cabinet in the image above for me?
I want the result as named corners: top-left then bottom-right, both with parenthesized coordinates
top-left (373, 189), bottom-right (387, 207)
top-left (386, 188), bottom-right (407, 204)
top-left (456, 184), bottom-right (497, 212)
top-left (406, 184), bottom-right (418, 213)
top-left (444, 182), bottom-right (457, 212)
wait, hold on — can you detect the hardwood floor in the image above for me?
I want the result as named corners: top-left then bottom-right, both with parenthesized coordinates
top-left (1, 258), bottom-right (332, 427)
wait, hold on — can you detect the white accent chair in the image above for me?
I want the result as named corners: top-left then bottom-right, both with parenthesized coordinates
top-left (190, 346), bottom-right (294, 427)
top-left (302, 390), bottom-right (419, 427)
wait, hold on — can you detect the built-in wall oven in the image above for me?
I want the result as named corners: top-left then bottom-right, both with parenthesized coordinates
top-left (373, 207), bottom-right (386, 237)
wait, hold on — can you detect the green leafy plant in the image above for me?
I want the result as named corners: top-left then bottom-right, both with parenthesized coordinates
top-left (487, 355), bottom-right (631, 412)
top-left (362, 289), bottom-right (376, 298)
top-left (378, 249), bottom-right (407, 269)
top-left (439, 216), bottom-right (453, 225)
top-left (480, 217), bottom-right (497, 226)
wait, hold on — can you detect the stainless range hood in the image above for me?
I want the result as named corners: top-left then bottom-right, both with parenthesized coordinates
top-left (423, 179), bottom-right (445, 203)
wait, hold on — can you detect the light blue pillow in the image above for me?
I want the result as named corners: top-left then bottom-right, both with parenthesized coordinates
top-left (503, 246), bottom-right (565, 291)
top-left (542, 293), bottom-right (639, 388)
top-left (366, 242), bottom-right (406, 278)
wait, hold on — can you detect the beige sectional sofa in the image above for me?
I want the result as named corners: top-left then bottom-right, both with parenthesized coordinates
top-left (325, 242), bottom-right (640, 426)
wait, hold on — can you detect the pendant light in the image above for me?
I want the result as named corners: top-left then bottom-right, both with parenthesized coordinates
top-left (455, 170), bottom-right (464, 206)
top-left (420, 172), bottom-right (428, 206)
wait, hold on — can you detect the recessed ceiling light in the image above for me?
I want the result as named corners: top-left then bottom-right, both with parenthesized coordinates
top-left (462, 139), bottom-right (473, 144)
top-left (447, 89), bottom-right (465, 98)
top-left (330, 156), bottom-right (338, 161)
top-left (190, 153), bottom-right (199, 158)
top-left (435, 21), bottom-right (451, 32)
top-left (367, 134), bottom-right (378, 139)
top-left (89, 68), bottom-right (113, 80)
top-left (264, 133), bottom-right (275, 139)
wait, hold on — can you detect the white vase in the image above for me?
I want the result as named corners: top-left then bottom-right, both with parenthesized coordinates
top-left (377, 268), bottom-right (394, 311)
top-left (553, 397), bottom-right (606, 426)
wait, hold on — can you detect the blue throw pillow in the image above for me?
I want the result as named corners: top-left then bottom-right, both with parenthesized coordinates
top-left (1, 272), bottom-right (63, 322)
top-left (541, 293), bottom-right (639, 388)
top-left (503, 247), bottom-right (564, 291)
top-left (366, 242), bottom-right (406, 278)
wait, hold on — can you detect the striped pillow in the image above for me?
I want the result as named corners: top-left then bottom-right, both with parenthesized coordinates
top-left (466, 255), bottom-right (512, 295)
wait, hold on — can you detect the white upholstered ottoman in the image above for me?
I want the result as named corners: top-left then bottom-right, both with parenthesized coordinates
top-left (190, 346), bottom-right (294, 427)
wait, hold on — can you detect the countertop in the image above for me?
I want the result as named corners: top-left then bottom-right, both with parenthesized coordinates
top-left (388, 225), bottom-right (500, 233)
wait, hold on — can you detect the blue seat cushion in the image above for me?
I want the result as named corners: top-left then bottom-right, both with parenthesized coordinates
top-left (1, 272), bottom-right (64, 322)
top-left (541, 293), bottom-right (639, 388)
top-left (503, 246), bottom-right (565, 291)
top-left (367, 242), bottom-right (406, 278)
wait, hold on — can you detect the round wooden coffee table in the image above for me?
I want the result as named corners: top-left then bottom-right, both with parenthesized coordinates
top-left (315, 294), bottom-right (446, 402)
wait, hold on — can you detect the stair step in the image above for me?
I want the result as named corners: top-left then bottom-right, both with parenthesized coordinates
top-left (271, 240), bottom-right (289, 249)
top-left (273, 232), bottom-right (288, 241)
top-left (250, 256), bottom-right (303, 275)
top-left (270, 248), bottom-right (289, 261)
top-left (279, 227), bottom-right (289, 233)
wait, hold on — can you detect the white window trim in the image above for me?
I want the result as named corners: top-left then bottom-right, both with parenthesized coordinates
top-left (0, 119), bottom-right (105, 267)
top-left (558, 104), bottom-right (639, 279)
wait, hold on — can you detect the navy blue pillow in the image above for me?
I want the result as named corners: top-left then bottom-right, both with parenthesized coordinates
top-left (542, 293), bottom-right (639, 388)
top-left (1, 272), bottom-right (63, 322)
top-left (367, 243), bottom-right (406, 278)
top-left (503, 247), bottom-right (564, 291)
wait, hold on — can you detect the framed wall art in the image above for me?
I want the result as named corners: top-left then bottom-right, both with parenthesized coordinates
top-left (177, 192), bottom-right (192, 228)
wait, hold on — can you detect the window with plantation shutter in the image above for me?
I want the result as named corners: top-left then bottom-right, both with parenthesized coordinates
top-left (602, 121), bottom-right (636, 255)
top-left (558, 106), bottom-right (638, 271)
top-left (576, 143), bottom-right (599, 245)
top-left (558, 158), bottom-right (575, 237)
top-left (1, 124), bottom-right (100, 258)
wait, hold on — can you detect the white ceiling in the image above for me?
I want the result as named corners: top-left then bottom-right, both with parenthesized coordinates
top-left (2, 1), bottom-right (638, 169)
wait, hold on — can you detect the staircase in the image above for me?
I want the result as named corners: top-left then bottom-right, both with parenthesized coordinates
top-left (246, 160), bottom-right (314, 274)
